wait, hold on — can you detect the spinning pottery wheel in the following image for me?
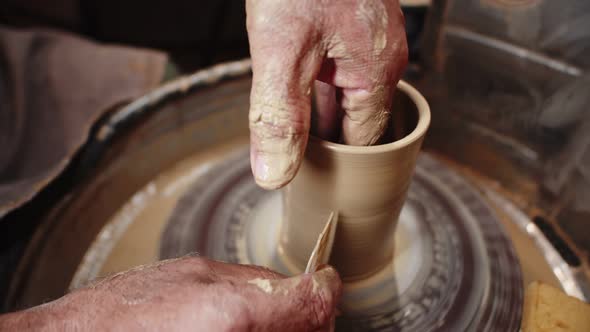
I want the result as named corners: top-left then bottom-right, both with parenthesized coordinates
top-left (159, 149), bottom-right (522, 331)
top-left (7, 61), bottom-right (586, 331)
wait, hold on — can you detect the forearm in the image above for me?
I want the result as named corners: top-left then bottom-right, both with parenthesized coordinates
top-left (0, 291), bottom-right (92, 331)
top-left (0, 305), bottom-right (55, 331)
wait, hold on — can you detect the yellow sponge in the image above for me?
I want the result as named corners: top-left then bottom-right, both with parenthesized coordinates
top-left (522, 282), bottom-right (590, 332)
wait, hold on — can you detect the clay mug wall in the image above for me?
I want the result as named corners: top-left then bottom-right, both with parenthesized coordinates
top-left (278, 80), bottom-right (431, 280)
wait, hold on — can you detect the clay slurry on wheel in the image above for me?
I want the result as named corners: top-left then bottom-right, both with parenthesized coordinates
top-left (160, 149), bottom-right (523, 332)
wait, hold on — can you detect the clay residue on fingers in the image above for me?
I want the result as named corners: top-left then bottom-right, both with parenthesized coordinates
top-left (355, 0), bottom-right (389, 55)
top-left (249, 80), bottom-right (309, 190)
top-left (311, 267), bottom-right (342, 298)
top-left (341, 85), bottom-right (392, 145)
top-left (249, 113), bottom-right (304, 190)
top-left (248, 278), bottom-right (274, 294)
top-left (247, 276), bottom-right (303, 296)
top-left (311, 277), bottom-right (320, 294)
top-left (326, 34), bottom-right (348, 59)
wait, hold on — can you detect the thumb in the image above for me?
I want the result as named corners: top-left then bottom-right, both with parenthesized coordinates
top-left (246, 2), bottom-right (324, 189)
top-left (246, 266), bottom-right (342, 331)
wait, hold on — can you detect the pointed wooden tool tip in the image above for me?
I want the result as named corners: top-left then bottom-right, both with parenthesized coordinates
top-left (305, 211), bottom-right (339, 273)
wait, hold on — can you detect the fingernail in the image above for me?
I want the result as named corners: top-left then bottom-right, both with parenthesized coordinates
top-left (250, 145), bottom-right (271, 187)
top-left (251, 150), bottom-right (294, 190)
top-left (254, 152), bottom-right (270, 182)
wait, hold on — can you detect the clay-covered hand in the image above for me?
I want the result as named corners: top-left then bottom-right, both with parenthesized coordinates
top-left (247, 0), bottom-right (408, 189)
top-left (0, 256), bottom-right (342, 331)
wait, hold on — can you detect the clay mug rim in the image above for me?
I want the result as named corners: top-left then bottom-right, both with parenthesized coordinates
top-left (308, 80), bottom-right (431, 154)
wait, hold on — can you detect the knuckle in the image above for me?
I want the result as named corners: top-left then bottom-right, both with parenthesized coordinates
top-left (249, 100), bottom-right (308, 140)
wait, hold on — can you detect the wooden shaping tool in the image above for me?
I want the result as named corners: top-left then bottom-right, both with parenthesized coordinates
top-left (305, 211), bottom-right (338, 273)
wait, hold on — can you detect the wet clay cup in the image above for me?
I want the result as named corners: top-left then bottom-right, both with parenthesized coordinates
top-left (278, 80), bottom-right (430, 280)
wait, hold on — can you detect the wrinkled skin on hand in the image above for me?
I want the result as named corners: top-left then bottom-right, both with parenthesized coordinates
top-left (0, 257), bottom-right (341, 331)
top-left (247, 0), bottom-right (408, 189)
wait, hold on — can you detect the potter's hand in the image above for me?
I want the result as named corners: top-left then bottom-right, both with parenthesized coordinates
top-left (0, 257), bottom-right (342, 332)
top-left (247, 0), bottom-right (408, 189)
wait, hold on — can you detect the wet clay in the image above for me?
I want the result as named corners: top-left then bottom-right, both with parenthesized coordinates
top-left (279, 80), bottom-right (431, 280)
top-left (355, 0), bottom-right (389, 55)
top-left (72, 137), bottom-right (250, 285)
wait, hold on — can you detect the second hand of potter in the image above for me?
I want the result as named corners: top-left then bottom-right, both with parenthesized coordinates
top-left (305, 211), bottom-right (338, 273)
